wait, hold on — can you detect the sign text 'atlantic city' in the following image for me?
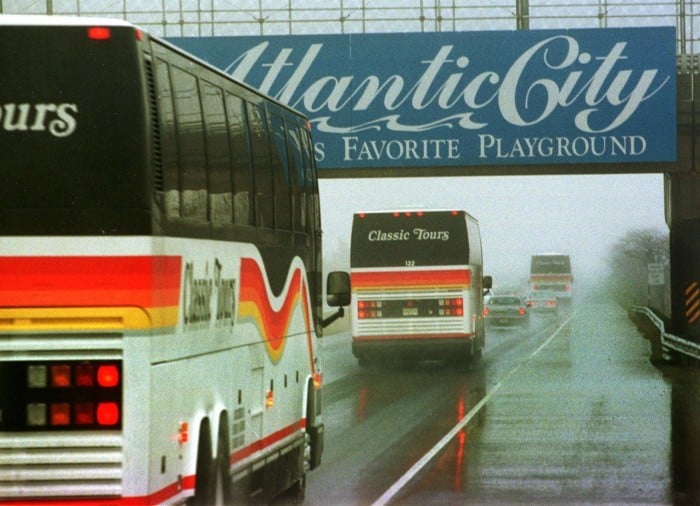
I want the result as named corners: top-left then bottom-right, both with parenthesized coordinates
top-left (171, 27), bottom-right (676, 172)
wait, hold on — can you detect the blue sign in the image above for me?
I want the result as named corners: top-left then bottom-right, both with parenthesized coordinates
top-left (170, 27), bottom-right (677, 172)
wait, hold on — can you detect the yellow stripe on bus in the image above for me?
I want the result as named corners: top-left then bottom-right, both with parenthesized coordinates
top-left (0, 306), bottom-right (179, 331)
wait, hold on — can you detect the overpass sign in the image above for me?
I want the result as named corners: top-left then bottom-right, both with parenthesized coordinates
top-left (170, 27), bottom-right (676, 175)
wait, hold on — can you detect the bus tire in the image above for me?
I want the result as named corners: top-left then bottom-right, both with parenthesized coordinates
top-left (214, 417), bottom-right (233, 505)
top-left (191, 420), bottom-right (214, 506)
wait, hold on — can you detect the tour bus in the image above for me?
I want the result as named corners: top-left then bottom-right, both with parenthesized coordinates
top-left (0, 16), bottom-right (349, 505)
top-left (529, 253), bottom-right (574, 302)
top-left (350, 210), bottom-right (492, 366)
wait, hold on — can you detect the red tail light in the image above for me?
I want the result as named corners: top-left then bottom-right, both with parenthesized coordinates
top-left (87, 26), bottom-right (111, 40)
top-left (5, 360), bottom-right (123, 431)
top-left (97, 365), bottom-right (120, 388)
top-left (97, 403), bottom-right (120, 426)
top-left (518, 307), bottom-right (526, 315)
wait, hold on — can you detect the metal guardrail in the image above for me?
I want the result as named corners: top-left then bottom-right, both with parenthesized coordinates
top-left (630, 305), bottom-right (700, 362)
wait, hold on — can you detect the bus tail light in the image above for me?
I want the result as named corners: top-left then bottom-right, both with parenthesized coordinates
top-left (357, 300), bottom-right (382, 319)
top-left (439, 297), bottom-right (463, 316)
top-left (0, 360), bottom-right (123, 431)
top-left (87, 26), bottom-right (111, 40)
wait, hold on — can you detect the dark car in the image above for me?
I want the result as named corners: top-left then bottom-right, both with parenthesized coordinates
top-left (484, 295), bottom-right (530, 327)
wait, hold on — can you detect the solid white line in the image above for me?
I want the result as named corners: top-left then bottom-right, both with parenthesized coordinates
top-left (371, 316), bottom-right (573, 506)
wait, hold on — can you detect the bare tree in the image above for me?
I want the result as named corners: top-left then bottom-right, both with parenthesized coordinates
top-left (607, 228), bottom-right (669, 307)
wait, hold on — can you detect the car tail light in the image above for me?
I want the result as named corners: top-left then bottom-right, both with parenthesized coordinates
top-left (518, 307), bottom-right (526, 315)
top-left (483, 307), bottom-right (490, 316)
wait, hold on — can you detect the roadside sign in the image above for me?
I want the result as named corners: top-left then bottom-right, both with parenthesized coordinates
top-left (648, 263), bottom-right (665, 286)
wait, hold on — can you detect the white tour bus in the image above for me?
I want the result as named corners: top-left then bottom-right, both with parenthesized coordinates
top-left (349, 210), bottom-right (491, 366)
top-left (529, 253), bottom-right (574, 303)
top-left (0, 15), bottom-right (349, 505)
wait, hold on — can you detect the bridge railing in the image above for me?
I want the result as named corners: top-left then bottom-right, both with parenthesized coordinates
top-left (630, 305), bottom-right (700, 363)
top-left (0, 0), bottom-right (698, 52)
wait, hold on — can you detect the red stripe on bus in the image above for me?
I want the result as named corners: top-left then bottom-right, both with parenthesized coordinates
top-left (351, 269), bottom-right (470, 288)
top-left (0, 256), bottom-right (181, 308)
top-left (230, 417), bottom-right (306, 464)
top-left (353, 333), bottom-right (475, 341)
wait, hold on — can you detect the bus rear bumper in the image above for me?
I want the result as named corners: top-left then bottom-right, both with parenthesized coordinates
top-left (352, 334), bottom-right (477, 361)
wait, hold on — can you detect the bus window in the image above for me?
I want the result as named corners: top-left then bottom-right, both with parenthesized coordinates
top-left (300, 127), bottom-right (317, 237)
top-left (172, 66), bottom-right (207, 222)
top-left (226, 93), bottom-right (253, 227)
top-left (154, 58), bottom-right (180, 218)
top-left (247, 102), bottom-right (273, 229)
top-left (201, 81), bottom-right (232, 224)
top-left (287, 124), bottom-right (305, 233)
top-left (467, 218), bottom-right (482, 265)
top-left (269, 110), bottom-right (292, 231)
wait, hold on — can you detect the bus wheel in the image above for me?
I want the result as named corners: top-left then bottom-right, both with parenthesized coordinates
top-left (191, 421), bottom-right (214, 506)
top-left (288, 432), bottom-right (309, 502)
top-left (213, 428), bottom-right (233, 505)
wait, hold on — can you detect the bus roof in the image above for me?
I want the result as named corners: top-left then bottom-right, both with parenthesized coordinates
top-left (0, 14), bottom-right (309, 121)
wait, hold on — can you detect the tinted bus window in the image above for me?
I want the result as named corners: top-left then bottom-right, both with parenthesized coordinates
top-left (201, 80), bottom-right (232, 224)
top-left (269, 111), bottom-right (292, 231)
top-left (287, 125), bottom-right (305, 233)
top-left (172, 66), bottom-right (207, 222)
top-left (300, 127), bottom-right (316, 236)
top-left (247, 103), bottom-right (273, 229)
top-left (351, 212), bottom-right (470, 268)
top-left (226, 93), bottom-right (253, 226)
top-left (154, 58), bottom-right (180, 219)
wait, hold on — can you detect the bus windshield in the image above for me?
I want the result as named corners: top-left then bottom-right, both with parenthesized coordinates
top-left (350, 211), bottom-right (470, 268)
top-left (0, 24), bottom-right (149, 232)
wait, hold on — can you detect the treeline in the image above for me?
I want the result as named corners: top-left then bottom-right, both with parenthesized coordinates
top-left (606, 227), bottom-right (669, 310)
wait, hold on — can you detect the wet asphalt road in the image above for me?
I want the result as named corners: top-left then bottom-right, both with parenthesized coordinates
top-left (299, 287), bottom-right (700, 505)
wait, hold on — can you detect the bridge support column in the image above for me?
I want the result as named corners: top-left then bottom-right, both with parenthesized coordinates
top-left (666, 173), bottom-right (700, 342)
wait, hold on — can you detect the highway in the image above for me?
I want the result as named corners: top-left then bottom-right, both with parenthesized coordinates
top-left (299, 287), bottom-right (700, 505)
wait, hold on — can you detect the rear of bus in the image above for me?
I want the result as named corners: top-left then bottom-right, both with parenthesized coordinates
top-left (529, 254), bottom-right (574, 303)
top-left (350, 210), bottom-right (487, 365)
top-left (0, 16), bottom-right (153, 501)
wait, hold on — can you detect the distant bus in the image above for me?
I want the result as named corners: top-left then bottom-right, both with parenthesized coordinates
top-left (0, 15), bottom-right (349, 505)
top-left (529, 254), bottom-right (573, 302)
top-left (350, 210), bottom-right (491, 365)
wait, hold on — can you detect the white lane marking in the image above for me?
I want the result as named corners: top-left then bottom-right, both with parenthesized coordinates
top-left (371, 316), bottom-right (573, 506)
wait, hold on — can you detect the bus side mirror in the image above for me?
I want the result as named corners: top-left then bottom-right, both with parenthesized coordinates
top-left (327, 271), bottom-right (351, 307)
top-left (322, 272), bottom-right (350, 329)
top-left (483, 275), bottom-right (493, 290)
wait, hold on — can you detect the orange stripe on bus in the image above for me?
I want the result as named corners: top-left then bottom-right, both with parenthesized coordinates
top-left (238, 258), bottom-right (313, 364)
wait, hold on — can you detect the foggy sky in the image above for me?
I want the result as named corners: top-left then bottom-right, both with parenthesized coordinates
top-left (319, 174), bottom-right (667, 291)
